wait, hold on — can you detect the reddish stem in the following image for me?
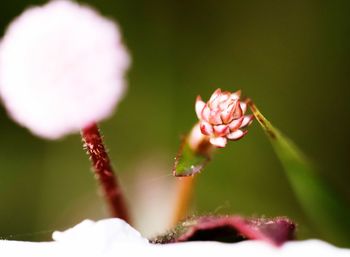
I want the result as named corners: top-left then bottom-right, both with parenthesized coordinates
top-left (81, 123), bottom-right (130, 223)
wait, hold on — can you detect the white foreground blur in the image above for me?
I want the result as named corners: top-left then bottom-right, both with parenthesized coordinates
top-left (0, 218), bottom-right (349, 257)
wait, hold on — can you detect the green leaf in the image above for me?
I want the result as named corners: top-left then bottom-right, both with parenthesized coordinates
top-left (173, 136), bottom-right (209, 177)
top-left (249, 101), bottom-right (350, 246)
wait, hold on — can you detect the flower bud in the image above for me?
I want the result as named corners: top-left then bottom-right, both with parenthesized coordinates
top-left (195, 88), bottom-right (253, 148)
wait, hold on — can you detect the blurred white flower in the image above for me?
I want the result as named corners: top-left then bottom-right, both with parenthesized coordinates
top-left (0, 219), bottom-right (349, 257)
top-left (0, 0), bottom-right (130, 139)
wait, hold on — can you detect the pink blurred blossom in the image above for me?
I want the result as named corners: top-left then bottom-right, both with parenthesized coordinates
top-left (0, 0), bottom-right (130, 139)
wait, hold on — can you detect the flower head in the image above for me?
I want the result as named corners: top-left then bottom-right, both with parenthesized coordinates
top-left (0, 0), bottom-right (130, 139)
top-left (195, 88), bottom-right (253, 148)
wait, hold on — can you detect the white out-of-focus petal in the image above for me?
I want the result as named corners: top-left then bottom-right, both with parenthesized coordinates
top-left (213, 124), bottom-right (229, 137)
top-left (209, 137), bottom-right (227, 148)
top-left (195, 96), bottom-right (205, 119)
top-left (200, 121), bottom-right (214, 136)
top-left (227, 129), bottom-right (247, 141)
top-left (0, 219), bottom-right (349, 257)
top-left (229, 116), bottom-right (244, 131)
top-left (52, 218), bottom-right (148, 256)
top-left (0, 0), bottom-right (130, 139)
top-left (240, 115), bottom-right (254, 128)
top-left (53, 219), bottom-right (147, 245)
top-left (1, 239), bottom-right (349, 257)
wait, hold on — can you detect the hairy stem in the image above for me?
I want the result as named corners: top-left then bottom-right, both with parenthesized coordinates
top-left (81, 123), bottom-right (130, 223)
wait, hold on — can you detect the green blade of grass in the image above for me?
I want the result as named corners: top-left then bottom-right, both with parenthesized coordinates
top-left (249, 101), bottom-right (350, 246)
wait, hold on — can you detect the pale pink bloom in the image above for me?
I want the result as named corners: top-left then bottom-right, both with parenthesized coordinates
top-left (0, 0), bottom-right (130, 139)
top-left (195, 88), bottom-right (253, 148)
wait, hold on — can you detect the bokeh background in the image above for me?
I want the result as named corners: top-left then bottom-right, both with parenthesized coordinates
top-left (0, 0), bottom-right (349, 246)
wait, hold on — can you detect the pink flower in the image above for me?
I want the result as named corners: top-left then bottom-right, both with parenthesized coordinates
top-left (0, 0), bottom-right (130, 139)
top-left (195, 88), bottom-right (253, 148)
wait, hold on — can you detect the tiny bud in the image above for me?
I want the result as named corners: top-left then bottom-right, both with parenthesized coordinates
top-left (195, 88), bottom-right (253, 148)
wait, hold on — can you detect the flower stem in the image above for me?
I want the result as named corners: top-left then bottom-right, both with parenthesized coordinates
top-left (171, 124), bottom-right (214, 226)
top-left (81, 123), bottom-right (130, 223)
top-left (171, 176), bottom-right (196, 226)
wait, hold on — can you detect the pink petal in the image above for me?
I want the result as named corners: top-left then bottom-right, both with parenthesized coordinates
top-left (213, 124), bottom-right (230, 137)
top-left (230, 90), bottom-right (241, 100)
top-left (200, 121), bottom-right (214, 136)
top-left (210, 92), bottom-right (225, 109)
top-left (195, 96), bottom-right (206, 119)
top-left (227, 130), bottom-right (247, 141)
top-left (228, 116), bottom-right (244, 131)
top-left (201, 105), bottom-right (211, 122)
top-left (240, 101), bottom-right (247, 114)
top-left (221, 100), bottom-right (237, 124)
top-left (209, 137), bottom-right (227, 148)
top-left (209, 109), bottom-right (223, 125)
top-left (240, 115), bottom-right (254, 128)
top-left (209, 88), bottom-right (222, 103)
top-left (232, 101), bottom-right (243, 119)
top-left (220, 95), bottom-right (234, 109)
top-left (210, 98), bottom-right (220, 109)
top-left (218, 92), bottom-right (230, 103)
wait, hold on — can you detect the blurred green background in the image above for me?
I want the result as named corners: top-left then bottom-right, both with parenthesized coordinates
top-left (0, 0), bottom-right (349, 246)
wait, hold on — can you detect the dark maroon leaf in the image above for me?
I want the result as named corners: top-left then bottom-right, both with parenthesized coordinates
top-left (152, 216), bottom-right (295, 246)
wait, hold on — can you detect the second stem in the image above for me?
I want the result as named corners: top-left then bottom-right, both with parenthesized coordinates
top-left (81, 123), bottom-right (130, 224)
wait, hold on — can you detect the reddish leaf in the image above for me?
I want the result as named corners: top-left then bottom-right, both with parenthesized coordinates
top-left (152, 216), bottom-right (295, 247)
